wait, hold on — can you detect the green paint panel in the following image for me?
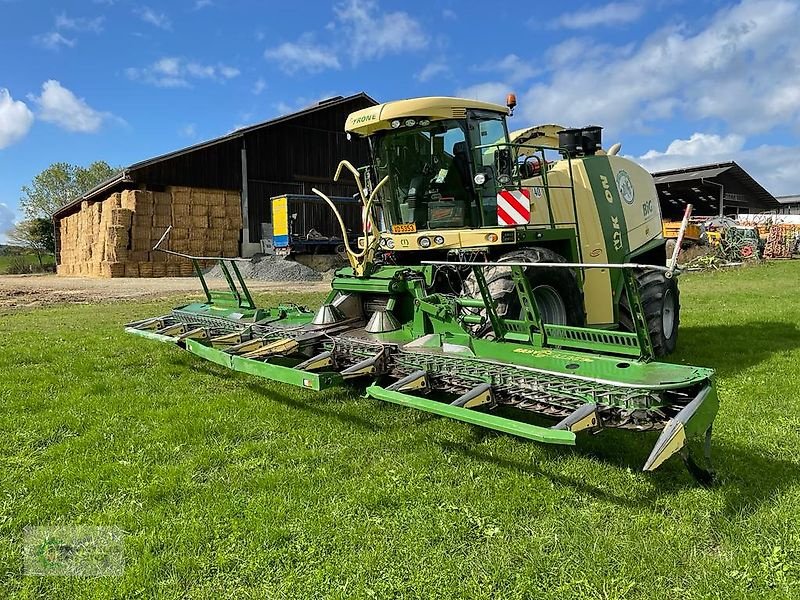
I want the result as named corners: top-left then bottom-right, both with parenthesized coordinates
top-left (124, 327), bottom-right (179, 344)
top-left (366, 385), bottom-right (576, 445)
top-left (582, 156), bottom-right (630, 296)
top-left (186, 340), bottom-right (343, 391)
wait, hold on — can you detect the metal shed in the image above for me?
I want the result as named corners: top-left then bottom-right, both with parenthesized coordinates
top-left (651, 162), bottom-right (779, 220)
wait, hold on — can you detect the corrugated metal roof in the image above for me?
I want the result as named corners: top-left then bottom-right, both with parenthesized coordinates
top-left (651, 161), bottom-right (779, 210)
top-left (652, 165), bottom-right (730, 185)
top-left (54, 92), bottom-right (378, 219)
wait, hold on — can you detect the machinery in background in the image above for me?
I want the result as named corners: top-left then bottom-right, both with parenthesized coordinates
top-left (269, 194), bottom-right (361, 256)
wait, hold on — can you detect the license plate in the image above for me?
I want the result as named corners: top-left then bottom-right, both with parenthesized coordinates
top-left (392, 223), bottom-right (417, 234)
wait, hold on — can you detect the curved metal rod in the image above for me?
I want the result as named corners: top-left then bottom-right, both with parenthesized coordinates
top-left (311, 166), bottom-right (389, 272)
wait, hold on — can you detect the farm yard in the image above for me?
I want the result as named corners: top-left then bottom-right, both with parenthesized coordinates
top-left (1, 261), bottom-right (799, 599)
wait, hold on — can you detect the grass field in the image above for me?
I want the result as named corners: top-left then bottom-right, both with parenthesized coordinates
top-left (0, 254), bottom-right (54, 274)
top-left (1, 262), bottom-right (799, 598)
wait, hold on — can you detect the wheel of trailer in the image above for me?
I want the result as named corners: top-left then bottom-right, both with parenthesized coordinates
top-left (461, 247), bottom-right (585, 336)
top-left (619, 270), bottom-right (680, 357)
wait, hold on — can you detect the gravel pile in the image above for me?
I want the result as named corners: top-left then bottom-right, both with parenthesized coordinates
top-left (205, 255), bottom-right (323, 282)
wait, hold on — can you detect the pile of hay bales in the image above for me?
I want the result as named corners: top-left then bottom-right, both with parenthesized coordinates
top-left (57, 186), bottom-right (241, 277)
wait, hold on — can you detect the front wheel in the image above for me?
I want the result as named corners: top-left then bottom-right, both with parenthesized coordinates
top-left (619, 270), bottom-right (680, 356)
top-left (461, 247), bottom-right (585, 337)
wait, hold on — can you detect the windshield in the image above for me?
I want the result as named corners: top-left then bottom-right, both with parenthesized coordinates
top-left (373, 119), bottom-right (476, 231)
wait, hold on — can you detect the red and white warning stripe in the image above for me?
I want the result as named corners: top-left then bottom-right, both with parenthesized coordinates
top-left (497, 188), bottom-right (531, 226)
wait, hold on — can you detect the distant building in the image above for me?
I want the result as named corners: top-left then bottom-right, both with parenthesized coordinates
top-left (651, 162), bottom-right (780, 220)
top-left (775, 195), bottom-right (800, 215)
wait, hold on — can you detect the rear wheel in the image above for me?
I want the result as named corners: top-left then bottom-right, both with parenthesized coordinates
top-left (462, 247), bottom-right (585, 336)
top-left (619, 270), bottom-right (680, 356)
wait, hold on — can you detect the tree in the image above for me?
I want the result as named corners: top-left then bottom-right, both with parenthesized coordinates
top-left (19, 161), bottom-right (118, 218)
top-left (6, 218), bottom-right (54, 267)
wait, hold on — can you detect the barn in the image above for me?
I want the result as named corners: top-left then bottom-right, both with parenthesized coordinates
top-left (53, 93), bottom-right (376, 277)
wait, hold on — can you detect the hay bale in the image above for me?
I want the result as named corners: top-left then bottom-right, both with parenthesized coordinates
top-left (209, 206), bottom-right (226, 218)
top-left (110, 208), bottom-right (133, 227)
top-left (172, 189), bottom-right (192, 205)
top-left (128, 250), bottom-right (149, 262)
top-left (207, 192), bottom-right (225, 206)
top-left (206, 229), bottom-right (224, 242)
top-left (139, 262), bottom-right (153, 277)
top-left (124, 263), bottom-right (140, 277)
top-left (189, 215), bottom-right (208, 229)
top-left (151, 263), bottom-right (166, 277)
top-left (180, 261), bottom-right (194, 276)
top-left (153, 214), bottom-right (171, 228)
top-left (166, 263), bottom-right (180, 277)
top-left (171, 227), bottom-right (189, 240)
top-left (223, 229), bottom-right (239, 242)
top-left (190, 204), bottom-right (208, 217)
top-left (131, 236), bottom-right (152, 251)
top-left (222, 241), bottom-right (239, 256)
top-left (172, 203), bottom-right (190, 217)
top-left (133, 213), bottom-right (152, 228)
top-left (209, 217), bottom-right (226, 229)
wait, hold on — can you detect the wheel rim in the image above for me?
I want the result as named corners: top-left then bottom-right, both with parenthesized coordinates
top-left (662, 288), bottom-right (676, 338)
top-left (531, 284), bottom-right (568, 325)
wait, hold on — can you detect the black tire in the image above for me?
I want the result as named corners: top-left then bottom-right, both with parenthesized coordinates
top-left (462, 247), bottom-right (585, 336)
top-left (619, 270), bottom-right (680, 357)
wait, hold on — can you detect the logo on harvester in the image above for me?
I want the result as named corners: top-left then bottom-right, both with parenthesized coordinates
top-left (616, 170), bottom-right (635, 205)
top-left (350, 114), bottom-right (376, 125)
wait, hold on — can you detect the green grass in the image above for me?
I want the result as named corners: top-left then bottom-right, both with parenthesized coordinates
top-left (0, 254), bottom-right (54, 273)
top-left (2, 263), bottom-right (799, 599)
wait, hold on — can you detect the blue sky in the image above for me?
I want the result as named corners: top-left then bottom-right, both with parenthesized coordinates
top-left (2, 0), bottom-right (800, 238)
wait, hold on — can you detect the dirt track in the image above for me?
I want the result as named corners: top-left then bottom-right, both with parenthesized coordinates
top-left (0, 274), bottom-right (331, 310)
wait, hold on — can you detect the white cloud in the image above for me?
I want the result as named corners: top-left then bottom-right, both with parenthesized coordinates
top-left (333, 0), bottom-right (427, 64)
top-left (29, 80), bottom-right (109, 133)
top-left (273, 92), bottom-right (341, 116)
top-left (442, 8), bottom-right (457, 20)
top-left (194, 0), bottom-right (213, 8)
top-left (179, 123), bottom-right (197, 138)
top-left (33, 31), bottom-right (75, 50)
top-left (639, 133), bottom-right (746, 163)
top-left (252, 78), bottom-right (266, 95)
top-left (55, 13), bottom-right (105, 33)
top-left (126, 57), bottom-right (241, 87)
top-left (0, 89), bottom-right (34, 149)
top-left (635, 133), bottom-right (800, 196)
top-left (265, 36), bottom-right (341, 74)
top-left (266, 0), bottom-right (427, 74)
top-left (455, 82), bottom-right (509, 105)
top-left (503, 0), bottom-right (800, 137)
top-left (416, 61), bottom-right (449, 82)
top-left (137, 6), bottom-right (171, 30)
top-left (35, 12), bottom-right (104, 50)
top-left (475, 54), bottom-right (538, 85)
top-left (554, 2), bottom-right (645, 29)
top-left (0, 202), bottom-right (16, 239)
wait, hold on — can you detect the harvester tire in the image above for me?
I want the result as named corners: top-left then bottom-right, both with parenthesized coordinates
top-left (462, 247), bottom-right (585, 336)
top-left (619, 270), bottom-right (680, 357)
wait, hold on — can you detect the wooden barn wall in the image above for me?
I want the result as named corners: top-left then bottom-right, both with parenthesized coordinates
top-left (244, 99), bottom-right (372, 241)
top-left (123, 96), bottom-right (375, 243)
top-left (130, 139), bottom-right (243, 190)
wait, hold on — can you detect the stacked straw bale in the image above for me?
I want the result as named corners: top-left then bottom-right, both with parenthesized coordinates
top-left (56, 186), bottom-right (241, 277)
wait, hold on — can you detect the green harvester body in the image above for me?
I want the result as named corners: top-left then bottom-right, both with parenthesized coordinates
top-left (126, 256), bottom-right (718, 479)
